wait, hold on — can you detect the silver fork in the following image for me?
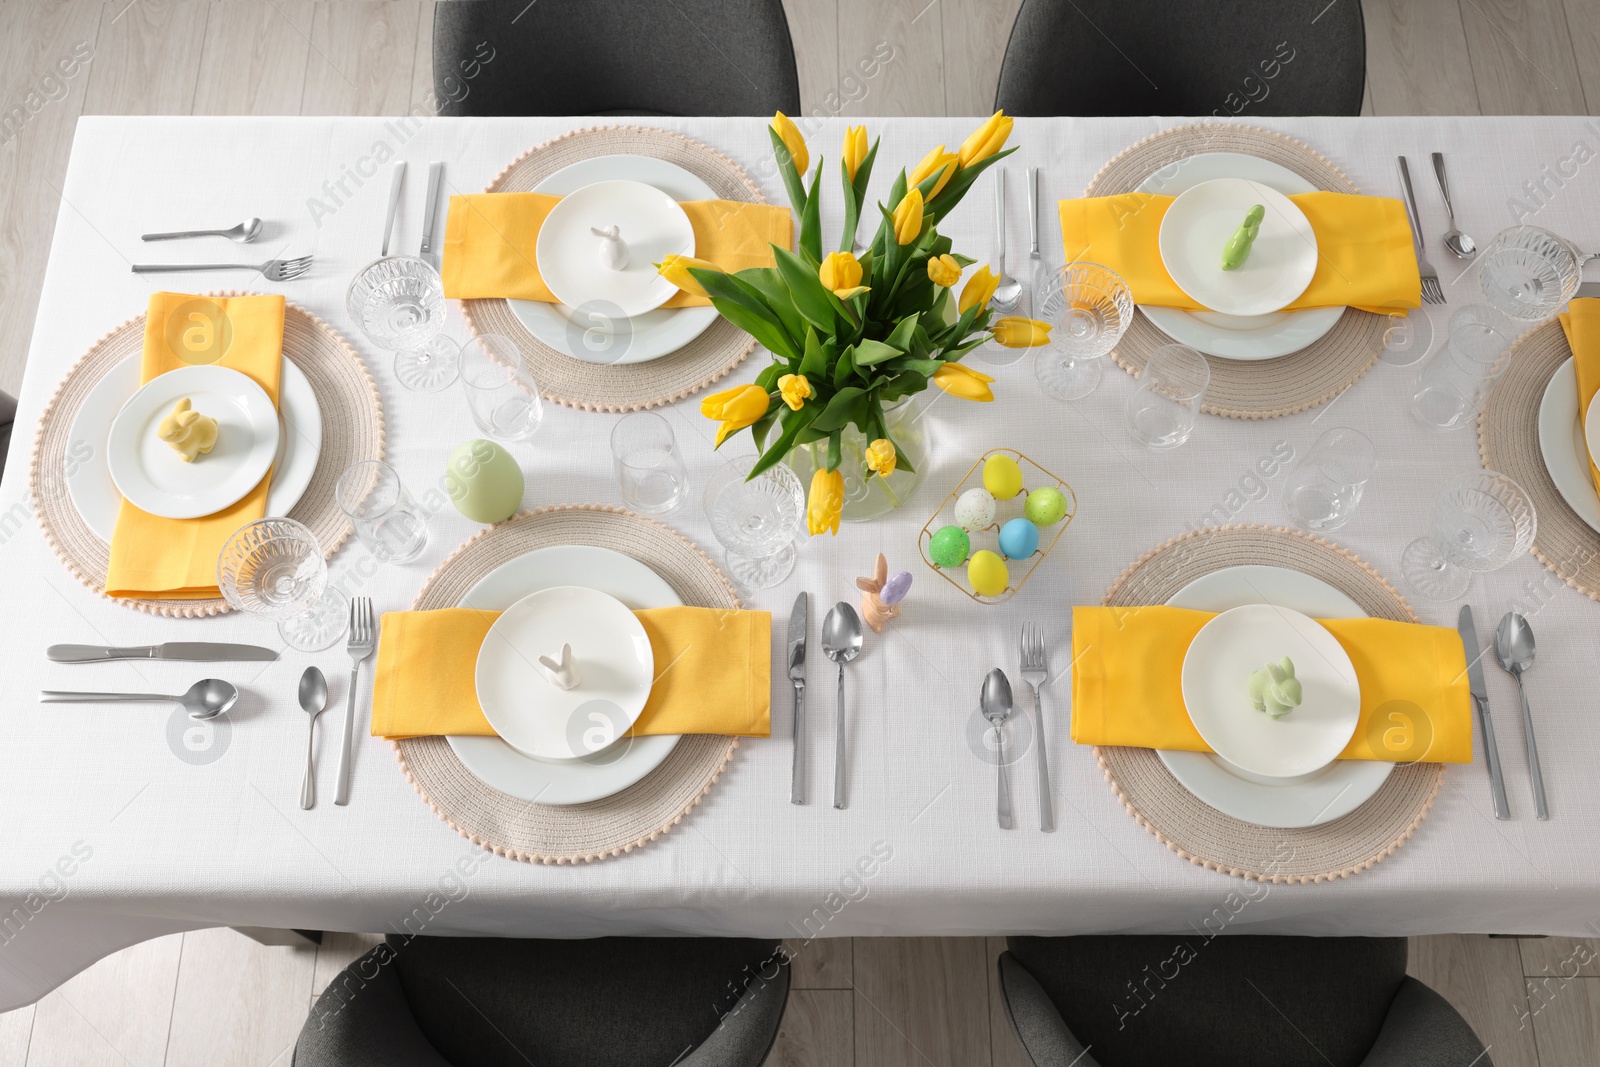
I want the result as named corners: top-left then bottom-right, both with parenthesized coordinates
top-left (335, 597), bottom-right (376, 806)
top-left (1396, 157), bottom-right (1445, 305)
top-left (131, 255), bottom-right (313, 281)
top-left (1019, 623), bottom-right (1054, 832)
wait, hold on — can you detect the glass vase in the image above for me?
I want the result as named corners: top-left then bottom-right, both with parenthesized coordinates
top-left (787, 397), bottom-right (927, 522)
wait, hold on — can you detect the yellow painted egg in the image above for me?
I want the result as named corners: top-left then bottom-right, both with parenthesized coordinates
top-left (982, 454), bottom-right (1024, 499)
top-left (967, 549), bottom-right (1010, 597)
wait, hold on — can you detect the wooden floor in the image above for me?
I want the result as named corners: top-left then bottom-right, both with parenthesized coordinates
top-left (1, 0), bottom-right (1598, 1063)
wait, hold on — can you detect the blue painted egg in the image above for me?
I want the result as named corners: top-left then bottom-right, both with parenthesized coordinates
top-left (998, 517), bottom-right (1040, 560)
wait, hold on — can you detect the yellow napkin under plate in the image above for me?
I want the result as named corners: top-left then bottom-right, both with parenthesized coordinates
top-left (371, 605), bottom-right (772, 740)
top-left (1058, 192), bottom-right (1421, 314)
top-left (104, 292), bottom-right (285, 600)
top-left (1559, 297), bottom-right (1600, 495)
top-left (1070, 606), bottom-right (1472, 763)
top-left (441, 192), bottom-right (793, 305)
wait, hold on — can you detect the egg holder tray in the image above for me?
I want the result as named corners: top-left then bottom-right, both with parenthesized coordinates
top-left (916, 448), bottom-right (1076, 604)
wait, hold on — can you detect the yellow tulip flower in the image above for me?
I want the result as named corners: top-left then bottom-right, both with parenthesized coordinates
top-left (771, 111), bottom-right (809, 175)
top-left (908, 145), bottom-right (960, 199)
top-left (892, 188), bottom-right (925, 246)
top-left (656, 254), bottom-right (721, 298)
top-left (927, 253), bottom-right (961, 288)
top-left (842, 125), bottom-right (869, 182)
top-left (807, 467), bottom-right (845, 536)
top-left (864, 438), bottom-right (897, 478)
top-left (931, 362), bottom-right (996, 402)
top-left (777, 372), bottom-right (812, 411)
top-left (957, 110), bottom-right (1013, 167)
top-left (990, 316), bottom-right (1053, 348)
top-left (958, 264), bottom-right (1000, 313)
top-left (819, 251), bottom-right (870, 300)
top-left (700, 383), bottom-right (770, 447)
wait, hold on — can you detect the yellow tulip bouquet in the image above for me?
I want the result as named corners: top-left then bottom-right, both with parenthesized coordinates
top-left (660, 111), bottom-right (1049, 535)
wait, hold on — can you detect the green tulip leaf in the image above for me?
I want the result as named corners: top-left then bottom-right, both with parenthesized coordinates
top-left (774, 247), bottom-right (839, 335)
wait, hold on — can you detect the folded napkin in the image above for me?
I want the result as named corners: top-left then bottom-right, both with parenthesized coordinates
top-left (104, 292), bottom-right (285, 600)
top-left (441, 193), bottom-right (794, 304)
top-left (1058, 192), bottom-right (1421, 313)
top-left (1070, 606), bottom-right (1472, 762)
top-left (370, 605), bottom-right (772, 740)
top-left (1560, 297), bottom-right (1600, 494)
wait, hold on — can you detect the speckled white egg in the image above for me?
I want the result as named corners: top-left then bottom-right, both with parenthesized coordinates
top-left (954, 487), bottom-right (997, 532)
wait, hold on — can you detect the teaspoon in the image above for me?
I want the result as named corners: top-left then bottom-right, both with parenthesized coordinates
top-left (1431, 154), bottom-right (1475, 260)
top-left (40, 678), bottom-right (238, 720)
top-left (992, 169), bottom-right (1022, 313)
top-left (1493, 611), bottom-right (1548, 820)
top-left (980, 669), bottom-right (1015, 829)
top-left (298, 667), bottom-right (329, 809)
top-left (142, 218), bottom-right (263, 244)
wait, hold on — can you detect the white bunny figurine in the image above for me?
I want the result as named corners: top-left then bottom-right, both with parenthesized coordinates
top-left (537, 643), bottom-right (581, 690)
top-left (590, 225), bottom-right (629, 271)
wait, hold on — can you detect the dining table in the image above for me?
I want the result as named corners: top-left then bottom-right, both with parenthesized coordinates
top-left (1, 113), bottom-right (1598, 1013)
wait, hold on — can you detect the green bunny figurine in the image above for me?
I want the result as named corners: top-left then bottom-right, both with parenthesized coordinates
top-left (1246, 656), bottom-right (1303, 718)
top-left (1220, 204), bottom-right (1266, 271)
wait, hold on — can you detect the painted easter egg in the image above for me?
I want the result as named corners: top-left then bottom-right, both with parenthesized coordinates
top-left (929, 525), bottom-right (971, 568)
top-left (967, 550), bottom-right (1010, 597)
top-left (954, 487), bottom-right (996, 531)
top-left (1024, 486), bottom-right (1068, 526)
top-left (998, 517), bottom-right (1040, 560)
top-left (983, 454), bottom-right (1024, 499)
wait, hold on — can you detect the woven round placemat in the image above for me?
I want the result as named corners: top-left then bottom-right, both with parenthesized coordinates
top-left (28, 294), bottom-right (383, 617)
top-left (1085, 124), bottom-right (1390, 420)
top-left (394, 504), bottom-right (741, 864)
top-left (460, 125), bottom-right (766, 412)
top-left (1099, 524), bottom-right (1444, 883)
top-left (1479, 320), bottom-right (1600, 598)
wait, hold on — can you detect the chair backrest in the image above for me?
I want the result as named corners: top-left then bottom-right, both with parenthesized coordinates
top-left (0, 390), bottom-right (15, 487)
top-left (432, 0), bottom-right (801, 117)
top-left (996, 0), bottom-right (1365, 117)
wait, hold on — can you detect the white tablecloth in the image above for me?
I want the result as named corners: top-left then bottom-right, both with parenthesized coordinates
top-left (2, 114), bottom-right (1598, 1011)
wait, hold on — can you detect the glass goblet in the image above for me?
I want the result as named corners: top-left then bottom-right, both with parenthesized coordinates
top-left (1034, 262), bottom-right (1133, 401)
top-left (703, 457), bottom-right (805, 590)
top-left (1401, 471), bottom-right (1536, 601)
top-left (218, 518), bottom-right (348, 651)
top-left (346, 255), bottom-right (460, 392)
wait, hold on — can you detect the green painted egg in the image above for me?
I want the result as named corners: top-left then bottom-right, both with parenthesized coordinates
top-left (445, 439), bottom-right (524, 524)
top-left (1024, 486), bottom-right (1068, 526)
top-left (929, 524), bottom-right (971, 568)
top-left (967, 550), bottom-right (1010, 597)
top-left (983, 454), bottom-right (1024, 499)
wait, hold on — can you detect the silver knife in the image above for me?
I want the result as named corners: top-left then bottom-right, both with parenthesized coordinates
top-left (48, 643), bottom-right (278, 663)
top-left (1026, 166), bottom-right (1044, 317)
top-left (419, 161), bottom-right (444, 262)
top-left (1458, 606), bottom-right (1510, 820)
top-left (1575, 281), bottom-right (1600, 300)
top-left (380, 160), bottom-right (406, 257)
top-left (788, 592), bottom-right (808, 805)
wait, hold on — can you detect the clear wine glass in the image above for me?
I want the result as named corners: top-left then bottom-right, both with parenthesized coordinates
top-left (346, 255), bottom-right (460, 392)
top-left (1282, 427), bottom-right (1376, 532)
top-left (703, 457), bottom-right (805, 590)
top-left (1401, 471), bottom-right (1537, 601)
top-left (459, 333), bottom-right (543, 441)
top-left (1478, 226), bottom-right (1582, 323)
top-left (217, 518), bottom-right (349, 651)
top-left (1034, 262), bottom-right (1133, 401)
top-left (1125, 343), bottom-right (1209, 450)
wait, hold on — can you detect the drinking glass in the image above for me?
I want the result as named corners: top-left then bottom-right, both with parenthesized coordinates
top-left (1478, 225), bottom-right (1582, 323)
top-left (1282, 427), bottom-right (1376, 532)
top-left (1401, 470), bottom-right (1536, 600)
top-left (611, 412), bottom-right (688, 515)
top-left (703, 457), bottom-right (805, 589)
top-left (460, 333), bottom-right (543, 441)
top-left (218, 518), bottom-right (348, 652)
top-left (1125, 344), bottom-right (1209, 450)
top-left (346, 255), bottom-right (460, 392)
top-left (1034, 262), bottom-right (1133, 401)
top-left (335, 460), bottom-right (429, 564)
top-left (1410, 310), bottom-right (1512, 430)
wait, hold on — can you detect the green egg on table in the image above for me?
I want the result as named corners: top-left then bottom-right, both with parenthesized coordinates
top-left (1024, 486), bottom-right (1068, 526)
top-left (929, 524), bottom-right (971, 568)
top-left (967, 549), bottom-right (1009, 597)
top-left (445, 438), bottom-right (524, 524)
top-left (982, 454), bottom-right (1024, 499)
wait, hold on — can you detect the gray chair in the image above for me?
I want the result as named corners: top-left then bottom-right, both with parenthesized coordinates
top-left (432, 0), bottom-right (801, 117)
top-left (0, 390), bottom-right (14, 485)
top-left (995, 0), bottom-right (1365, 117)
top-left (294, 935), bottom-right (790, 1067)
top-left (997, 935), bottom-right (1490, 1067)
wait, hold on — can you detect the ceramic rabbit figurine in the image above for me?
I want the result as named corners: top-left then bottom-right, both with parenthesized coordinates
top-left (591, 225), bottom-right (629, 271)
top-left (1246, 656), bottom-right (1302, 718)
top-left (537, 643), bottom-right (580, 690)
top-left (855, 553), bottom-right (912, 634)
top-left (157, 397), bottom-right (218, 462)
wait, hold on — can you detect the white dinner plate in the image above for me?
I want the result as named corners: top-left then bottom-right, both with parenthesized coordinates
top-left (1159, 565), bottom-right (1394, 828)
top-left (451, 545), bottom-right (681, 806)
top-left (1135, 152), bottom-right (1343, 360)
top-left (535, 179), bottom-right (694, 319)
top-left (67, 354), bottom-right (320, 541)
top-left (1536, 358), bottom-right (1600, 535)
top-left (1585, 386), bottom-right (1600, 475)
top-left (105, 365), bottom-right (280, 519)
top-left (509, 155), bottom-right (719, 365)
top-left (1158, 178), bottom-right (1318, 317)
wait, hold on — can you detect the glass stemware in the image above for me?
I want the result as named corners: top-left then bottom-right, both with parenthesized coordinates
top-left (335, 460), bottom-right (429, 564)
top-left (1478, 225), bottom-right (1582, 323)
top-left (346, 255), bottom-right (460, 392)
top-left (1034, 262), bottom-right (1133, 401)
top-left (1282, 427), bottom-right (1377, 532)
top-left (1401, 471), bottom-right (1536, 601)
top-left (703, 457), bottom-right (805, 590)
top-left (610, 412), bottom-right (688, 515)
top-left (1125, 343), bottom-right (1209, 450)
top-left (1410, 308), bottom-right (1513, 430)
top-left (459, 333), bottom-right (544, 441)
top-left (217, 518), bottom-right (348, 652)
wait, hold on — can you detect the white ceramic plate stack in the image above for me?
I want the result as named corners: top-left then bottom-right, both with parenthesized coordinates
top-left (1536, 357), bottom-right (1600, 535)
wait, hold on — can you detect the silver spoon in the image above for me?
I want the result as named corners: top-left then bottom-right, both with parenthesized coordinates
top-left (1494, 611), bottom-right (1548, 820)
top-left (141, 218), bottom-right (263, 244)
top-left (1430, 153), bottom-right (1475, 260)
top-left (980, 669), bottom-right (1015, 829)
top-left (992, 168), bottom-right (1022, 313)
top-left (822, 602), bottom-right (863, 810)
top-left (298, 667), bottom-right (329, 810)
top-left (39, 678), bottom-right (238, 721)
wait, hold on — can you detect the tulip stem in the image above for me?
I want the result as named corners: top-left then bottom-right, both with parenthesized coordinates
top-left (879, 475), bottom-right (902, 508)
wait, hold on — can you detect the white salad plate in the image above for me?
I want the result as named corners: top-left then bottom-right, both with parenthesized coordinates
top-left (105, 365), bottom-right (281, 520)
top-left (1538, 358), bottom-right (1600, 535)
top-left (1160, 565), bottom-right (1394, 828)
top-left (1135, 152), bottom-right (1343, 360)
top-left (452, 545), bottom-right (681, 805)
top-left (535, 178), bottom-right (694, 319)
top-left (68, 354), bottom-right (320, 540)
top-left (1158, 178), bottom-right (1318, 317)
top-left (510, 155), bottom-right (719, 366)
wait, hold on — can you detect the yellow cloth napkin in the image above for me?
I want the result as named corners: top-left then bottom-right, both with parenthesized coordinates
top-left (1070, 606), bottom-right (1473, 763)
top-left (104, 292), bottom-right (285, 600)
top-left (441, 193), bottom-right (794, 305)
top-left (1559, 297), bottom-right (1600, 495)
top-left (1058, 192), bottom-right (1421, 313)
top-left (370, 605), bottom-right (772, 740)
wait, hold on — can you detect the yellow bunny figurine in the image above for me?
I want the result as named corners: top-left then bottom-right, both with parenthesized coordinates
top-left (157, 397), bottom-right (218, 462)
